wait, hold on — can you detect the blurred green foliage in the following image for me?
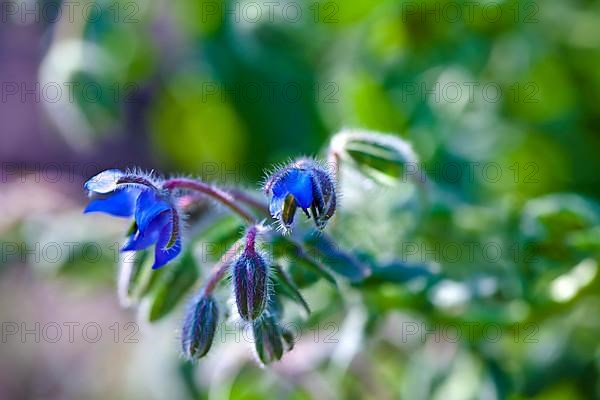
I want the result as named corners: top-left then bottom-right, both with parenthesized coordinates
top-left (3, 0), bottom-right (600, 399)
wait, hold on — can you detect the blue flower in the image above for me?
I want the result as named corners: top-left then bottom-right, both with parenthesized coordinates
top-left (84, 170), bottom-right (182, 269)
top-left (264, 159), bottom-right (336, 231)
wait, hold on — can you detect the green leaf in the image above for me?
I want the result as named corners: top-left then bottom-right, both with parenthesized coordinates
top-left (364, 261), bottom-right (435, 286)
top-left (119, 249), bottom-right (164, 306)
top-left (271, 236), bottom-right (337, 286)
top-left (520, 194), bottom-right (600, 261)
top-left (303, 233), bottom-right (372, 283)
top-left (287, 262), bottom-right (320, 289)
top-left (521, 194), bottom-right (600, 240)
top-left (567, 226), bottom-right (600, 251)
top-left (144, 251), bottom-right (200, 322)
top-left (195, 215), bottom-right (245, 262)
top-left (272, 265), bottom-right (311, 315)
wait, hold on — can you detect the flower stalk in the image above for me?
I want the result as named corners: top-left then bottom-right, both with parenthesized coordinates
top-left (201, 239), bottom-right (244, 296)
top-left (162, 178), bottom-right (257, 223)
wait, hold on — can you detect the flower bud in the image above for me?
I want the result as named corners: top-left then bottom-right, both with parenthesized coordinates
top-left (181, 295), bottom-right (219, 360)
top-left (330, 129), bottom-right (419, 185)
top-left (232, 230), bottom-right (269, 321)
top-left (252, 314), bottom-right (284, 365)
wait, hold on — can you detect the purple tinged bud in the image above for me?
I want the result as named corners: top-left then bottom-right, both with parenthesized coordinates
top-left (181, 295), bottom-right (219, 360)
top-left (232, 228), bottom-right (269, 321)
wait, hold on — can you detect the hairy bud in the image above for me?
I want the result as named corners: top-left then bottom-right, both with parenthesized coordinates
top-left (252, 314), bottom-right (284, 365)
top-left (232, 228), bottom-right (269, 321)
top-left (181, 295), bottom-right (219, 360)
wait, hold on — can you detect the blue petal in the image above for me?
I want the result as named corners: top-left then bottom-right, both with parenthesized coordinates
top-left (271, 171), bottom-right (290, 197)
top-left (152, 222), bottom-right (182, 269)
top-left (273, 169), bottom-right (313, 209)
top-left (84, 169), bottom-right (124, 194)
top-left (135, 190), bottom-right (172, 234)
top-left (122, 211), bottom-right (170, 251)
top-left (84, 189), bottom-right (139, 217)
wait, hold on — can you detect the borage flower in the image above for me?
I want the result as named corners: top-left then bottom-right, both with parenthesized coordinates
top-left (84, 169), bottom-right (182, 269)
top-left (264, 158), bottom-right (336, 232)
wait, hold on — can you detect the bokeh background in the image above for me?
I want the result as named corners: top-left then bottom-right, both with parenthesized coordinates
top-left (2, 0), bottom-right (600, 399)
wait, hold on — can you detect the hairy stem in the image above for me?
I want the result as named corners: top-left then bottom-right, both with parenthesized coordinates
top-left (202, 224), bottom-right (262, 296)
top-left (229, 188), bottom-right (270, 215)
top-left (202, 239), bottom-right (243, 296)
top-left (162, 178), bottom-right (256, 223)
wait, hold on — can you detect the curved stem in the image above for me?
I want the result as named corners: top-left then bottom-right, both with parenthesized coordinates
top-left (162, 178), bottom-right (256, 223)
top-left (202, 239), bottom-right (243, 296)
top-left (202, 224), bottom-right (263, 296)
top-left (229, 188), bottom-right (270, 215)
